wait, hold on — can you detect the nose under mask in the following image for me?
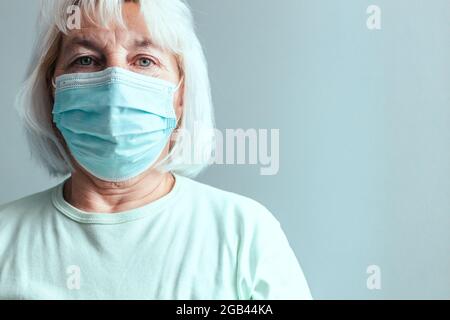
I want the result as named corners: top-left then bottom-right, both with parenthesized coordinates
top-left (52, 67), bottom-right (181, 182)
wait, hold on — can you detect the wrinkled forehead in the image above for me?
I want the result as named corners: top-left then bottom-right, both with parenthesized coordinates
top-left (54, 0), bottom-right (173, 52)
top-left (55, 1), bottom-right (136, 31)
top-left (60, 32), bottom-right (160, 59)
top-left (61, 2), bottom-right (146, 40)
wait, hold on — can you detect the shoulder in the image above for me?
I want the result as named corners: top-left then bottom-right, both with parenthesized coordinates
top-left (176, 174), bottom-right (280, 229)
top-left (0, 186), bottom-right (56, 224)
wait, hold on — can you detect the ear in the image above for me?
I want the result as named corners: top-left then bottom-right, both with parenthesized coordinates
top-left (178, 81), bottom-right (185, 108)
top-left (51, 80), bottom-right (56, 100)
top-left (174, 80), bottom-right (184, 113)
top-left (47, 73), bottom-right (56, 101)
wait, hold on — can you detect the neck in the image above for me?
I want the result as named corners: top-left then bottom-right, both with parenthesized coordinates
top-left (63, 169), bottom-right (175, 213)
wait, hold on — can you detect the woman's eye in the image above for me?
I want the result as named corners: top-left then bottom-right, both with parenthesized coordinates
top-left (75, 56), bottom-right (94, 66)
top-left (137, 57), bottom-right (154, 67)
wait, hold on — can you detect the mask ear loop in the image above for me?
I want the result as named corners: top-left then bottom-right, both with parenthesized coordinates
top-left (174, 114), bottom-right (183, 131)
top-left (173, 76), bottom-right (184, 92)
top-left (173, 76), bottom-right (184, 130)
top-left (51, 77), bottom-right (57, 89)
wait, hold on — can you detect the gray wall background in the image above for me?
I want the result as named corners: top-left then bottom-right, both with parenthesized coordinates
top-left (1, 0), bottom-right (449, 299)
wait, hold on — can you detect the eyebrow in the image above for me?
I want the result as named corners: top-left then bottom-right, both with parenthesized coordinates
top-left (63, 36), bottom-right (158, 52)
top-left (134, 38), bottom-right (154, 48)
top-left (64, 37), bottom-right (104, 53)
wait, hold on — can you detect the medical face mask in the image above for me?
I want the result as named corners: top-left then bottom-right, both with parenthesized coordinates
top-left (52, 67), bottom-right (180, 182)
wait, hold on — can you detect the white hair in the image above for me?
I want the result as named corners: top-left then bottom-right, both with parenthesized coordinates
top-left (15, 0), bottom-right (216, 178)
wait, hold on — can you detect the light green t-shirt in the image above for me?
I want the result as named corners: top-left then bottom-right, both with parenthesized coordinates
top-left (0, 174), bottom-right (311, 300)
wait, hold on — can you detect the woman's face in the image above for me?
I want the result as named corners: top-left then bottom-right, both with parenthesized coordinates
top-left (52, 2), bottom-right (184, 183)
top-left (53, 2), bottom-right (183, 113)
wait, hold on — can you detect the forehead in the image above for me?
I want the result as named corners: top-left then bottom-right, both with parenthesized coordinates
top-left (61, 28), bottom-right (154, 51)
top-left (62, 2), bottom-right (151, 47)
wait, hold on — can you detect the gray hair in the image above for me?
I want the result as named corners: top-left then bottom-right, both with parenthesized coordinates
top-left (15, 0), bottom-right (216, 178)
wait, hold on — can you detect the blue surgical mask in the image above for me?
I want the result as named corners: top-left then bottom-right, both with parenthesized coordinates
top-left (52, 67), bottom-right (180, 182)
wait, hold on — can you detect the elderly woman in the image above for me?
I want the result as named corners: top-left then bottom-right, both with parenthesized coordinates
top-left (0, 0), bottom-right (311, 300)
